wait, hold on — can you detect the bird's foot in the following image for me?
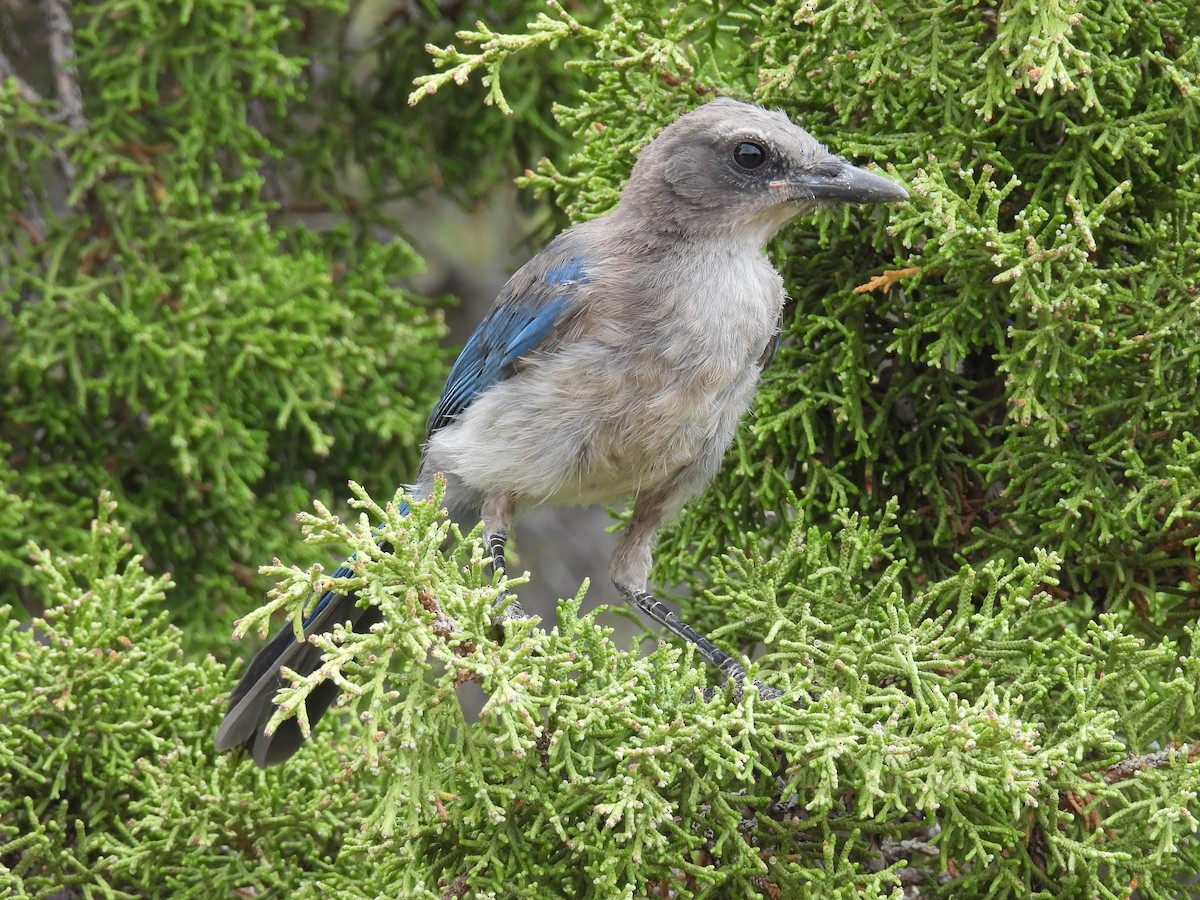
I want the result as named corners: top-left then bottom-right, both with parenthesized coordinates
top-left (700, 677), bottom-right (785, 703)
top-left (489, 591), bottom-right (533, 629)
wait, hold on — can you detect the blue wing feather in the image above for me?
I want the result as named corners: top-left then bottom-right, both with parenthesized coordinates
top-left (427, 252), bottom-right (589, 436)
top-left (218, 250), bottom-right (590, 761)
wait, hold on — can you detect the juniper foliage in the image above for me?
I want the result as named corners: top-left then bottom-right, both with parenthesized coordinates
top-left (4, 0), bottom-right (1200, 897)
top-left (0, 0), bottom-right (498, 643)
top-left (0, 496), bottom-right (381, 896)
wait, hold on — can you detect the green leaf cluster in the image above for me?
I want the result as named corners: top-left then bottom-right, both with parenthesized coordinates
top-left (394, 0), bottom-right (1200, 892)
top-left (0, 0), bottom-right (451, 646)
top-left (0, 495), bottom-right (379, 896)
top-left (84, 486), bottom-right (1196, 897)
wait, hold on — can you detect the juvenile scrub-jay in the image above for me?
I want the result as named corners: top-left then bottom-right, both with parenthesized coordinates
top-left (216, 97), bottom-right (907, 766)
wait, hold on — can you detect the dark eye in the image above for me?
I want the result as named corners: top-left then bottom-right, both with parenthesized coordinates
top-left (733, 141), bottom-right (767, 170)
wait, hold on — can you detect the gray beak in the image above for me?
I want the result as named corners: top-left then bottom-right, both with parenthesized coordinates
top-left (784, 161), bottom-right (908, 204)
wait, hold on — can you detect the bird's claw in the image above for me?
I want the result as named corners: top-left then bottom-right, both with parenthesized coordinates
top-left (489, 591), bottom-right (532, 629)
top-left (699, 678), bottom-right (785, 703)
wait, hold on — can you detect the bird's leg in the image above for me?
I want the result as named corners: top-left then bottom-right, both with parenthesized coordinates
top-left (485, 530), bottom-right (509, 575)
top-left (482, 493), bottom-right (527, 623)
top-left (612, 494), bottom-right (782, 700)
top-left (620, 585), bottom-right (745, 680)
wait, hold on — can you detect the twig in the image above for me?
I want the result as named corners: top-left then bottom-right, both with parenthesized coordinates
top-left (1103, 741), bottom-right (1200, 784)
top-left (9, 209), bottom-right (45, 245)
top-left (417, 588), bottom-right (475, 656)
top-left (440, 873), bottom-right (470, 899)
top-left (853, 266), bottom-right (921, 295)
top-left (246, 99), bottom-right (284, 209)
top-left (881, 837), bottom-right (939, 864)
top-left (416, 588), bottom-right (481, 686)
top-left (894, 866), bottom-right (953, 888)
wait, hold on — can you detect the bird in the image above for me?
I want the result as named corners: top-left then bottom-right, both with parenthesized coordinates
top-left (215, 97), bottom-right (907, 766)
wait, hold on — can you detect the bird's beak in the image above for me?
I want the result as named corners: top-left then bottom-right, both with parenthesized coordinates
top-left (773, 161), bottom-right (908, 204)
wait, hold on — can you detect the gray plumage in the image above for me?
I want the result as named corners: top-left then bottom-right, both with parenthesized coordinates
top-left (216, 97), bottom-right (907, 766)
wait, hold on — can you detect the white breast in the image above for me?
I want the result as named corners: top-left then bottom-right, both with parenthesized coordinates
top-left (426, 242), bottom-right (786, 508)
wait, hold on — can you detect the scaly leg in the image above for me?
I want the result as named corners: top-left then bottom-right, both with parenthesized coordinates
top-left (482, 493), bottom-right (527, 622)
top-left (611, 492), bottom-right (782, 700)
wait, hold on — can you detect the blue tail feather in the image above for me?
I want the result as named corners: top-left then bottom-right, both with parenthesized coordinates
top-left (214, 502), bottom-right (407, 766)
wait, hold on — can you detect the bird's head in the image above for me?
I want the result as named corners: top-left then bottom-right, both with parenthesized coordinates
top-left (620, 97), bottom-right (907, 245)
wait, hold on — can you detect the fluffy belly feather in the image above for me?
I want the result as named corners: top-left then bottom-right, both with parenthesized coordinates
top-left (428, 249), bottom-right (784, 508)
top-left (426, 342), bottom-right (763, 507)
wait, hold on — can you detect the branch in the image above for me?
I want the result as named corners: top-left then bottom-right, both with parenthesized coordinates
top-left (440, 873), bottom-right (470, 900)
top-left (38, 0), bottom-right (88, 132)
top-left (1103, 741), bottom-right (1200, 784)
top-left (37, 0), bottom-right (91, 194)
top-left (0, 47), bottom-right (43, 104)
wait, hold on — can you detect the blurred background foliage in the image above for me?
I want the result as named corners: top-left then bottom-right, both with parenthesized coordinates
top-left (0, 0), bottom-right (588, 653)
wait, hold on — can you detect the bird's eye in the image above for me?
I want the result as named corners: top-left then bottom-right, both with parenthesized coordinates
top-left (733, 141), bottom-right (767, 170)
